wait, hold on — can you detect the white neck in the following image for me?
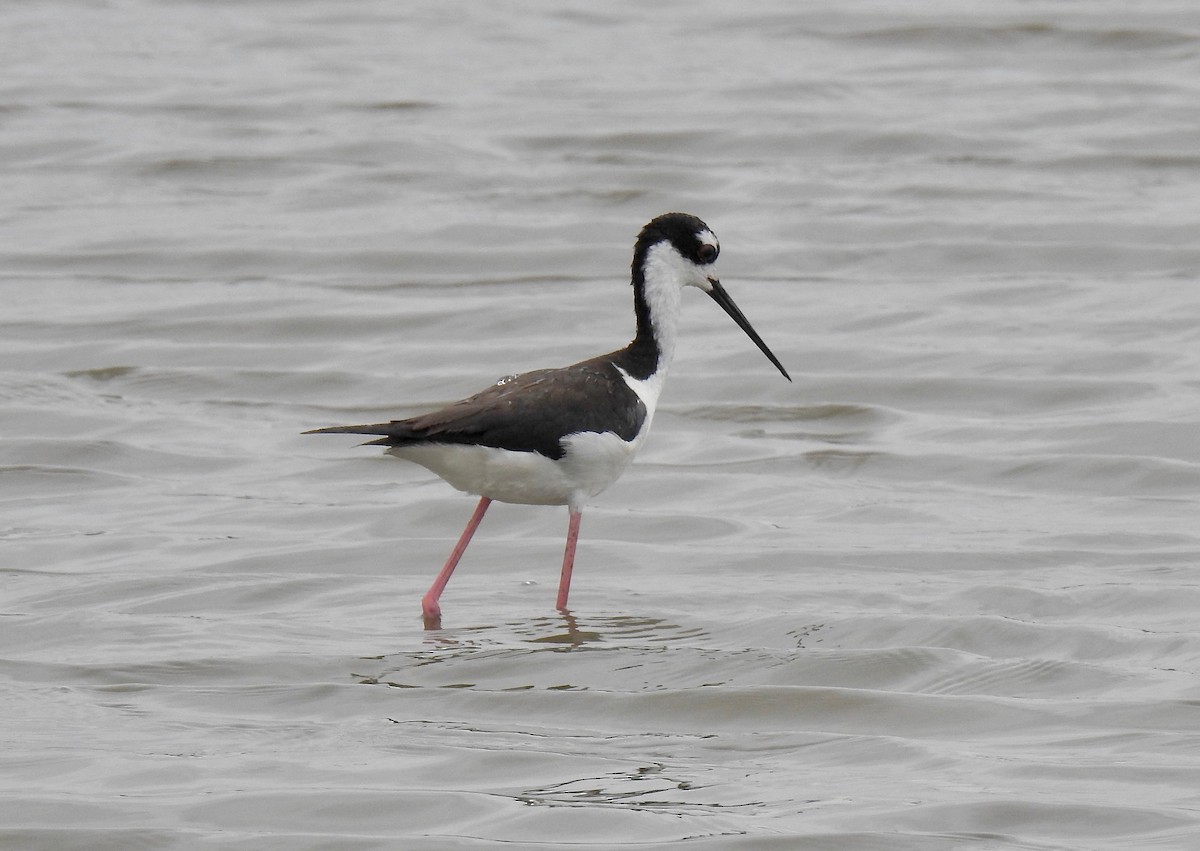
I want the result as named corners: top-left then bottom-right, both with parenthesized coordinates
top-left (638, 241), bottom-right (692, 376)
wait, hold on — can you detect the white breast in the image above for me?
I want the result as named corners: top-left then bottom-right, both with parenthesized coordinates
top-left (390, 430), bottom-right (640, 511)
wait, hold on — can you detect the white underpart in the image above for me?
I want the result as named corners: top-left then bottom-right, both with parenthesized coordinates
top-left (388, 441), bottom-right (602, 508)
top-left (389, 235), bottom-right (718, 512)
top-left (389, 428), bottom-right (641, 509)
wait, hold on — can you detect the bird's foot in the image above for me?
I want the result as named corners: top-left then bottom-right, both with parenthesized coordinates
top-left (421, 599), bottom-right (443, 631)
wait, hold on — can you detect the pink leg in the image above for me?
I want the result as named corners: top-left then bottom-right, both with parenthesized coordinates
top-left (422, 496), bottom-right (492, 627)
top-left (556, 509), bottom-right (582, 611)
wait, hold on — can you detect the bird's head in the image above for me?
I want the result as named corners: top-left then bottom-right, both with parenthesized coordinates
top-left (633, 212), bottom-right (791, 381)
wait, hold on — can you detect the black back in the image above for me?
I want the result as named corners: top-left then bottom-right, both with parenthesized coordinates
top-left (307, 352), bottom-right (647, 461)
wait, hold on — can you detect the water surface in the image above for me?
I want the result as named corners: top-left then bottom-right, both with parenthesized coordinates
top-left (3, 1), bottom-right (1200, 848)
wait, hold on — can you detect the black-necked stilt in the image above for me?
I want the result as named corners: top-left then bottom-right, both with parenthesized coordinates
top-left (306, 212), bottom-right (790, 626)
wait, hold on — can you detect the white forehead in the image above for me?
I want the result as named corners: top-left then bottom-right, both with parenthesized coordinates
top-left (697, 229), bottom-right (719, 251)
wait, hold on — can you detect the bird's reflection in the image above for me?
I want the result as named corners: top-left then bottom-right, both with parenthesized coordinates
top-left (420, 608), bottom-right (601, 648)
top-left (371, 609), bottom-right (701, 661)
top-left (357, 609), bottom-right (709, 690)
top-left (524, 609), bottom-right (603, 647)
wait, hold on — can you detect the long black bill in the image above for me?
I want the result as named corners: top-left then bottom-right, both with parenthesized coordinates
top-left (706, 278), bottom-right (792, 381)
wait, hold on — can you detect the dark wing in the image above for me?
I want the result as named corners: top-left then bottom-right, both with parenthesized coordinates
top-left (304, 356), bottom-right (646, 461)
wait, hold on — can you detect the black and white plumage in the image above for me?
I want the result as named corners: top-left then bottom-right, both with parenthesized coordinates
top-left (306, 212), bottom-right (790, 626)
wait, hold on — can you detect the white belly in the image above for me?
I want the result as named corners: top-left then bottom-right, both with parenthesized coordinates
top-left (389, 430), bottom-right (640, 509)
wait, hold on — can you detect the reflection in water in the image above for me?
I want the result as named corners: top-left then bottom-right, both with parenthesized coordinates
top-left (356, 611), bottom-right (721, 690)
top-left (419, 610), bottom-right (709, 652)
top-left (416, 608), bottom-right (598, 646)
top-left (524, 610), bottom-right (601, 646)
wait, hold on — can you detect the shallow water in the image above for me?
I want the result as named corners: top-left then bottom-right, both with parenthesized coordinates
top-left (4, 1), bottom-right (1200, 848)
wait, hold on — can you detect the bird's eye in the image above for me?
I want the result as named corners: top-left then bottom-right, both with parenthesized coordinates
top-left (698, 243), bottom-right (718, 263)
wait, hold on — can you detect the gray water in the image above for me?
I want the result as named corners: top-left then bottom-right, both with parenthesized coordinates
top-left (4, 2), bottom-right (1200, 848)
